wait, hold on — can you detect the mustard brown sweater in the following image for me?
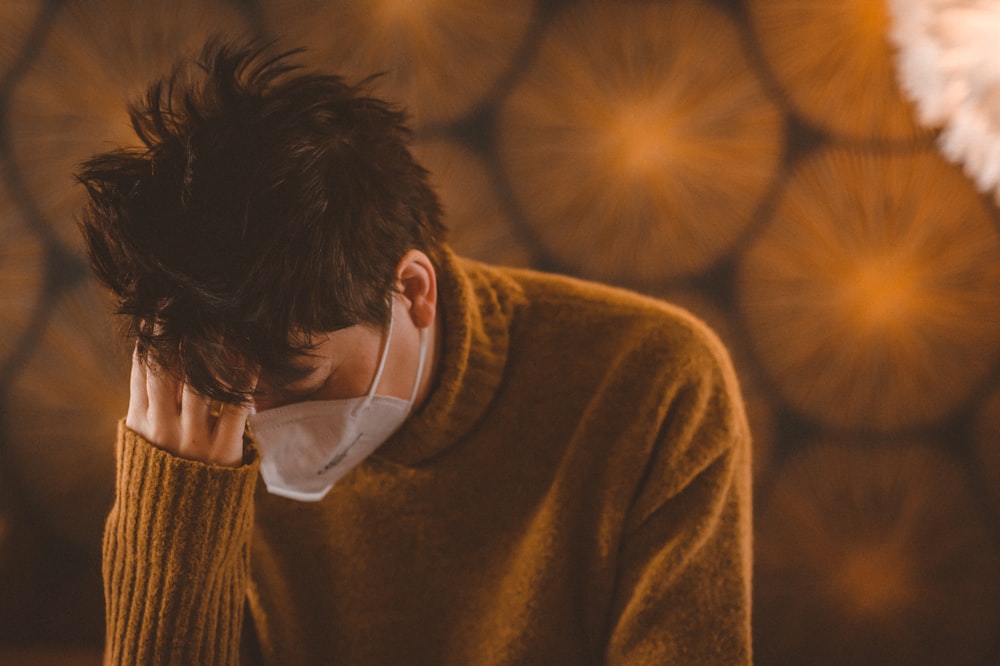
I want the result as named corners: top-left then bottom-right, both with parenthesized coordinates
top-left (103, 250), bottom-right (753, 665)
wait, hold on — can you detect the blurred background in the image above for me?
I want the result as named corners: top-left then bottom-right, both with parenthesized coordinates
top-left (1, 0), bottom-right (999, 664)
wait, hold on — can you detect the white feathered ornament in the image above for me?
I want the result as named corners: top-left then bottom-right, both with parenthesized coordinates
top-left (888, 0), bottom-right (1000, 199)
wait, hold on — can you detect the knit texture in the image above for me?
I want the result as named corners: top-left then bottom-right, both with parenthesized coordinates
top-left (104, 422), bottom-right (258, 665)
top-left (103, 248), bottom-right (752, 664)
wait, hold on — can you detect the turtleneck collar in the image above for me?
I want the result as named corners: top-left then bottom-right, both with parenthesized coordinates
top-left (374, 247), bottom-right (524, 466)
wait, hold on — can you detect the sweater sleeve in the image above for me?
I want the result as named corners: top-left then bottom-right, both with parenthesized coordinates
top-left (604, 339), bottom-right (753, 665)
top-left (103, 420), bottom-right (260, 666)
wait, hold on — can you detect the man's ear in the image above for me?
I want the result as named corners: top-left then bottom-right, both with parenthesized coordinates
top-left (395, 249), bottom-right (437, 329)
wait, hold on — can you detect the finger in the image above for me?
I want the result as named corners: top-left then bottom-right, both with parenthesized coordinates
top-left (179, 382), bottom-right (212, 446)
top-left (213, 371), bottom-right (257, 466)
top-left (127, 345), bottom-right (149, 423)
top-left (180, 386), bottom-right (246, 466)
top-left (213, 402), bottom-right (251, 465)
top-left (146, 357), bottom-right (181, 420)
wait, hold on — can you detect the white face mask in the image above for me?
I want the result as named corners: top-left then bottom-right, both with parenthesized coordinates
top-left (248, 304), bottom-right (430, 502)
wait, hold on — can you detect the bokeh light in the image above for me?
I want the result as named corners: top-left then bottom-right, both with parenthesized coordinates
top-left (740, 148), bottom-right (1000, 431)
top-left (260, 0), bottom-right (535, 127)
top-left (498, 0), bottom-right (782, 284)
top-left (6, 278), bottom-right (128, 555)
top-left (748, 0), bottom-right (925, 140)
top-left (755, 442), bottom-right (1000, 666)
top-left (411, 138), bottom-right (532, 268)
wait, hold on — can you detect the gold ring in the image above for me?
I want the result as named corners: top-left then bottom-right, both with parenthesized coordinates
top-left (209, 400), bottom-right (225, 418)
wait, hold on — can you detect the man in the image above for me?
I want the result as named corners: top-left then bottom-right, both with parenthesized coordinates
top-left (78, 40), bottom-right (752, 665)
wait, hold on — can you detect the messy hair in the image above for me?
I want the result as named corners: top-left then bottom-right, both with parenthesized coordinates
top-left (77, 39), bottom-right (446, 403)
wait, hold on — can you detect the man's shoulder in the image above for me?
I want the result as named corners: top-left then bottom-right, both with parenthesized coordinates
top-left (464, 259), bottom-right (731, 377)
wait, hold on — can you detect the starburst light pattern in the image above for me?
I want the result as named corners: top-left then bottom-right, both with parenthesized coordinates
top-left (739, 148), bottom-right (1000, 430)
top-left (412, 139), bottom-right (532, 268)
top-left (755, 442), bottom-right (1000, 666)
top-left (498, 0), bottom-right (782, 284)
top-left (748, 0), bottom-right (925, 140)
top-left (260, 0), bottom-right (535, 127)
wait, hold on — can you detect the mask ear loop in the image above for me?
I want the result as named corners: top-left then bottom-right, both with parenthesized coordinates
top-left (354, 300), bottom-right (395, 415)
top-left (406, 323), bottom-right (430, 408)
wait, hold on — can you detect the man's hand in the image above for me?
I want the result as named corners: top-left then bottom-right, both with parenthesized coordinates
top-left (125, 348), bottom-right (251, 467)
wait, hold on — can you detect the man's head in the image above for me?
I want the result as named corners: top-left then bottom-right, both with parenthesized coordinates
top-left (77, 39), bottom-right (446, 404)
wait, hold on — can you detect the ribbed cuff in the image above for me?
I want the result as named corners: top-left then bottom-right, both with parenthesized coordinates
top-left (103, 421), bottom-right (260, 666)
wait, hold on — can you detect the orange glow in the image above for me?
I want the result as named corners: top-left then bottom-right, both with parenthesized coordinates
top-left (838, 253), bottom-right (922, 332)
top-left (411, 139), bottom-right (532, 267)
top-left (374, 0), bottom-right (426, 23)
top-left (740, 148), bottom-right (1000, 430)
top-left (262, 0), bottom-right (534, 126)
top-left (7, 279), bottom-right (129, 555)
top-left (748, 0), bottom-right (923, 139)
top-left (605, 100), bottom-right (677, 178)
top-left (834, 541), bottom-right (915, 617)
top-left (499, 0), bottom-right (782, 283)
top-left (755, 443), bottom-right (1000, 665)
top-left (850, 0), bottom-right (888, 41)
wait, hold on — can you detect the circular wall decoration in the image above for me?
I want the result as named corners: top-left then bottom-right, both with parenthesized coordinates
top-left (755, 442), bottom-right (1000, 666)
top-left (739, 147), bottom-right (1000, 431)
top-left (6, 278), bottom-right (129, 556)
top-left (748, 0), bottom-right (925, 141)
top-left (260, 0), bottom-right (535, 127)
top-left (411, 138), bottom-right (533, 268)
top-left (498, 0), bottom-right (782, 284)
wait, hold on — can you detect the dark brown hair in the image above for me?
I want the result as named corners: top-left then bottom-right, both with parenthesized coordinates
top-left (77, 39), bottom-right (446, 403)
